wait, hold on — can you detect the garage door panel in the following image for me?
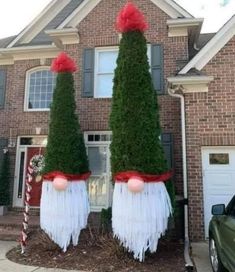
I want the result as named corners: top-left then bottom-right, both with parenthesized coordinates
top-left (205, 172), bottom-right (235, 193)
top-left (202, 147), bottom-right (235, 238)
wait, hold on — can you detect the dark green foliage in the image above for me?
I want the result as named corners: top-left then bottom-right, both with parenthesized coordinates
top-left (165, 180), bottom-right (176, 212)
top-left (44, 72), bottom-right (89, 174)
top-left (110, 31), bottom-right (167, 175)
top-left (0, 150), bottom-right (10, 206)
top-left (100, 207), bottom-right (112, 233)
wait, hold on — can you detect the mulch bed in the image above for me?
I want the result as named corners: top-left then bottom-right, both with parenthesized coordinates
top-left (7, 227), bottom-right (186, 272)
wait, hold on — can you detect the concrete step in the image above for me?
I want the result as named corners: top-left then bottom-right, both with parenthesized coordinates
top-left (0, 227), bottom-right (20, 241)
top-left (8, 207), bottom-right (40, 216)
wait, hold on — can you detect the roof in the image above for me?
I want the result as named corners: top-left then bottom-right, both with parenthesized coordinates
top-left (180, 15), bottom-right (235, 74)
top-left (0, 36), bottom-right (16, 48)
top-left (59, 0), bottom-right (193, 29)
top-left (17, 0), bottom-right (83, 47)
top-left (0, 0), bottom-right (194, 50)
top-left (197, 33), bottom-right (215, 49)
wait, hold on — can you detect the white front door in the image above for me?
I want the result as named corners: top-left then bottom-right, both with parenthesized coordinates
top-left (202, 147), bottom-right (235, 238)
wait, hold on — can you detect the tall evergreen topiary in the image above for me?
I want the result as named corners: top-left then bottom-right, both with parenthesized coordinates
top-left (0, 150), bottom-right (10, 206)
top-left (110, 3), bottom-right (173, 261)
top-left (110, 31), bottom-right (167, 176)
top-left (44, 55), bottom-right (89, 175)
top-left (40, 52), bottom-right (90, 252)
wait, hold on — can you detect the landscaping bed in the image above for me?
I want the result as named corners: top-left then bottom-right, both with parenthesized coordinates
top-left (7, 227), bottom-right (186, 272)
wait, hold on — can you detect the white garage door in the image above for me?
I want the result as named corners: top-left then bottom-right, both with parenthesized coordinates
top-left (202, 147), bottom-right (235, 238)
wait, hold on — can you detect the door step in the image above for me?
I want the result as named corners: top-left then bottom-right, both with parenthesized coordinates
top-left (0, 214), bottom-right (40, 241)
top-left (8, 207), bottom-right (40, 216)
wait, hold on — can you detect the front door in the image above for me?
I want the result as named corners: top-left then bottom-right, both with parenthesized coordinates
top-left (26, 147), bottom-right (45, 207)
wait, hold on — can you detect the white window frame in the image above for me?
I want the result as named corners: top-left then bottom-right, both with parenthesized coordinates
top-left (94, 46), bottom-right (118, 99)
top-left (24, 66), bottom-right (55, 112)
top-left (94, 45), bottom-right (151, 99)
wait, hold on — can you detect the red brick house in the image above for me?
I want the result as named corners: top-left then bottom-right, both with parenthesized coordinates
top-left (0, 0), bottom-right (234, 242)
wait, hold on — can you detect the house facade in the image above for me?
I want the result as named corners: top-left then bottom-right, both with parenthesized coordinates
top-left (0, 0), bottom-right (234, 241)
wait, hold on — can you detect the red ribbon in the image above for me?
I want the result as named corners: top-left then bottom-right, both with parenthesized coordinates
top-left (43, 171), bottom-right (91, 182)
top-left (114, 170), bottom-right (173, 183)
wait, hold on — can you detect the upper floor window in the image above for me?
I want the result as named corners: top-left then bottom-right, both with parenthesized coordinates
top-left (94, 47), bottom-right (118, 98)
top-left (94, 46), bottom-right (151, 98)
top-left (25, 67), bottom-right (56, 111)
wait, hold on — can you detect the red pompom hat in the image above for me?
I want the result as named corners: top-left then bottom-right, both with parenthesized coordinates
top-left (51, 52), bottom-right (77, 73)
top-left (116, 2), bottom-right (148, 33)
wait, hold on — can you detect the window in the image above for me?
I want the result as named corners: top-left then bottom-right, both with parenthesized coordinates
top-left (25, 67), bottom-right (56, 111)
top-left (209, 153), bottom-right (229, 165)
top-left (94, 47), bottom-right (118, 98)
top-left (94, 46), bottom-right (151, 98)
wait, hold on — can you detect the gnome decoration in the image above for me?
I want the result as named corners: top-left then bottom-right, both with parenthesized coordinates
top-left (110, 2), bottom-right (173, 261)
top-left (40, 52), bottom-right (90, 251)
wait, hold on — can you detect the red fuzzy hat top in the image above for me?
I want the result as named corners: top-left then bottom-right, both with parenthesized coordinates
top-left (51, 52), bottom-right (77, 73)
top-left (116, 2), bottom-right (148, 33)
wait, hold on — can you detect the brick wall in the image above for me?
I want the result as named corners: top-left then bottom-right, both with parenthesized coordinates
top-left (0, 0), bottom-right (188, 203)
top-left (185, 36), bottom-right (235, 240)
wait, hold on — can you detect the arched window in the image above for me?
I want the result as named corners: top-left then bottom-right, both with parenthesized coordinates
top-left (25, 67), bottom-right (56, 111)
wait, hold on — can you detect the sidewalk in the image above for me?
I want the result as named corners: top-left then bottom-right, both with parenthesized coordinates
top-left (191, 242), bottom-right (212, 272)
top-left (0, 241), bottom-right (84, 272)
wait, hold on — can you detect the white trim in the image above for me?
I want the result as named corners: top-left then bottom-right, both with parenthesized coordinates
top-left (167, 18), bottom-right (203, 37)
top-left (167, 18), bottom-right (203, 27)
top-left (45, 28), bottom-right (80, 47)
top-left (167, 76), bottom-right (214, 93)
top-left (58, 0), bottom-right (192, 29)
top-left (58, 0), bottom-right (102, 28)
top-left (13, 145), bottom-right (27, 207)
top-left (94, 46), bottom-right (119, 99)
top-left (150, 0), bottom-right (192, 18)
top-left (24, 66), bottom-right (56, 112)
top-left (0, 45), bottom-right (60, 63)
top-left (94, 45), bottom-right (151, 98)
top-left (180, 16), bottom-right (235, 74)
top-left (7, 0), bottom-right (70, 48)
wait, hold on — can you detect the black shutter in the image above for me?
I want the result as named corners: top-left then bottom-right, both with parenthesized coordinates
top-left (151, 44), bottom-right (164, 94)
top-left (0, 70), bottom-right (6, 108)
top-left (161, 133), bottom-right (173, 169)
top-left (82, 48), bottom-right (94, 97)
top-left (0, 138), bottom-right (8, 166)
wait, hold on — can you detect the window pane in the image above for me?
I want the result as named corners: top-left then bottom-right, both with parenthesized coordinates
top-left (88, 146), bottom-right (107, 175)
top-left (98, 51), bottom-right (118, 73)
top-left (27, 69), bottom-right (56, 109)
top-left (96, 74), bottom-right (113, 97)
top-left (88, 176), bottom-right (107, 207)
top-left (209, 153), bottom-right (229, 165)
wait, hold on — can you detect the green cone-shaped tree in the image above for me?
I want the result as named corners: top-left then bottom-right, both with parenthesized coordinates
top-left (44, 53), bottom-right (89, 175)
top-left (0, 150), bottom-right (10, 206)
top-left (110, 30), bottom-right (168, 175)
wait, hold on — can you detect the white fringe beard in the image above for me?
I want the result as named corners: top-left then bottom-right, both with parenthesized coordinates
top-left (112, 182), bottom-right (172, 262)
top-left (40, 181), bottom-right (90, 251)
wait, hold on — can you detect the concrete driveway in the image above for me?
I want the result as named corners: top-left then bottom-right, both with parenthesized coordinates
top-left (192, 242), bottom-right (212, 272)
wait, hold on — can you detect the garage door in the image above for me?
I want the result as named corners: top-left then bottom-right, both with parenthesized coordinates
top-left (202, 147), bottom-right (235, 238)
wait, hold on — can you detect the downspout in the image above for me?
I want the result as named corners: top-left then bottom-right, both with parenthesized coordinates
top-left (168, 87), bottom-right (194, 270)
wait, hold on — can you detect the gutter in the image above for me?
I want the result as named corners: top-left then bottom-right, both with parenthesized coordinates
top-left (168, 87), bottom-right (194, 270)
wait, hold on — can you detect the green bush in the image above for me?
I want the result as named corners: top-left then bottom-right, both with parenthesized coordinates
top-left (0, 150), bottom-right (10, 206)
top-left (100, 207), bottom-right (112, 233)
